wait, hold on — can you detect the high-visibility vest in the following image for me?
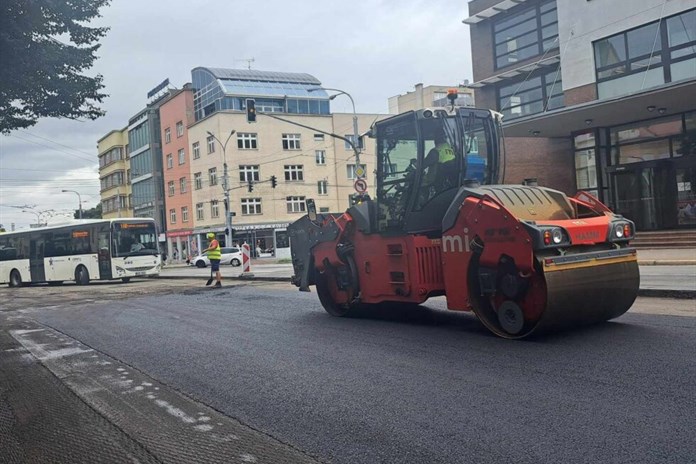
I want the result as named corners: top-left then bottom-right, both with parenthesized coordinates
top-left (207, 240), bottom-right (221, 260)
top-left (436, 143), bottom-right (455, 163)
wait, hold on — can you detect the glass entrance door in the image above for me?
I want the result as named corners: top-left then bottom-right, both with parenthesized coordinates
top-left (612, 166), bottom-right (676, 230)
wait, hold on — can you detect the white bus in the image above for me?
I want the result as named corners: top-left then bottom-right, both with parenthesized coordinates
top-left (0, 218), bottom-right (162, 287)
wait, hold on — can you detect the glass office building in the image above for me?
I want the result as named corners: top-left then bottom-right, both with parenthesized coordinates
top-left (191, 67), bottom-right (330, 121)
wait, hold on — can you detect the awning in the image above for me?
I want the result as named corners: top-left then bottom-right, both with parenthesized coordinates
top-left (502, 79), bottom-right (696, 138)
top-left (463, 0), bottom-right (530, 25)
top-left (466, 56), bottom-right (560, 89)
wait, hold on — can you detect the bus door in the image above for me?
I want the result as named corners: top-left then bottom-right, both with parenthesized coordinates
top-left (98, 229), bottom-right (112, 280)
top-left (29, 237), bottom-right (45, 282)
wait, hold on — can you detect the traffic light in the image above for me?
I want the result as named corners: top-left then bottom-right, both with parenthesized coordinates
top-left (248, 181), bottom-right (254, 192)
top-left (246, 99), bottom-right (256, 123)
top-left (270, 175), bottom-right (277, 188)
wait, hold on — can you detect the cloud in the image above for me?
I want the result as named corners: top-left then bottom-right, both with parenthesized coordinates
top-left (1, 0), bottom-right (473, 229)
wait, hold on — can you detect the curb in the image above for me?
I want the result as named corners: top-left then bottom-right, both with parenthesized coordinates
top-left (156, 275), bottom-right (291, 283)
top-left (156, 275), bottom-right (694, 298)
top-left (637, 288), bottom-right (696, 299)
top-left (637, 260), bottom-right (696, 266)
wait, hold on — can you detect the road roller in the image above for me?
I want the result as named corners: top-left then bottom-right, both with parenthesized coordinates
top-left (288, 100), bottom-right (639, 339)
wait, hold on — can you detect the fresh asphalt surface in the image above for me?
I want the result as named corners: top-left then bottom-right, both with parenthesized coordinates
top-left (25, 284), bottom-right (696, 464)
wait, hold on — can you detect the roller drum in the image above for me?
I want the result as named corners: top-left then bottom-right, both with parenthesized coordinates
top-left (472, 257), bottom-right (640, 339)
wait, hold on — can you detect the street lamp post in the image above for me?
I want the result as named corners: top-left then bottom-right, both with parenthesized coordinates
top-left (308, 87), bottom-right (362, 176)
top-left (61, 189), bottom-right (83, 219)
top-left (22, 209), bottom-right (54, 227)
top-left (206, 130), bottom-right (236, 246)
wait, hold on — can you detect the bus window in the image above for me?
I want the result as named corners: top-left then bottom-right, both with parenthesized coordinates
top-left (112, 222), bottom-right (158, 257)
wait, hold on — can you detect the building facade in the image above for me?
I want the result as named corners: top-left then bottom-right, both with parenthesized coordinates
top-left (128, 97), bottom-right (169, 238)
top-left (388, 83), bottom-right (475, 114)
top-left (97, 128), bottom-right (132, 219)
top-left (159, 86), bottom-right (195, 261)
top-left (161, 67), bottom-right (386, 259)
top-left (465, 0), bottom-right (695, 230)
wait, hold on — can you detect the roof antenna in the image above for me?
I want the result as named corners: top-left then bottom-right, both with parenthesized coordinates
top-left (234, 58), bottom-right (255, 70)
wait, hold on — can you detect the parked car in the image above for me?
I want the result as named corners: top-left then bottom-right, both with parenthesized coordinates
top-left (191, 247), bottom-right (242, 268)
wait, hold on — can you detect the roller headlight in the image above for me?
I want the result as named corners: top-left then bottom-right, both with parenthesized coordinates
top-left (615, 224), bottom-right (625, 238)
top-left (552, 228), bottom-right (563, 244)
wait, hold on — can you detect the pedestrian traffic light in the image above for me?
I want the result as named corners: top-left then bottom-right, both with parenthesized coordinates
top-left (270, 175), bottom-right (277, 188)
top-left (248, 181), bottom-right (254, 192)
top-left (246, 99), bottom-right (256, 123)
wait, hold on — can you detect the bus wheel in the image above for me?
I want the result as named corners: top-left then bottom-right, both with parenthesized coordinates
top-left (75, 266), bottom-right (90, 285)
top-left (121, 277), bottom-right (131, 283)
top-left (9, 270), bottom-right (22, 288)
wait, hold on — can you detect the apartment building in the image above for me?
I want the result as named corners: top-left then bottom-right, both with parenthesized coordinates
top-left (158, 86), bottom-right (195, 260)
top-left (97, 128), bottom-right (132, 219)
top-left (165, 67), bottom-right (385, 259)
top-left (388, 83), bottom-right (475, 114)
top-left (465, 0), bottom-right (695, 230)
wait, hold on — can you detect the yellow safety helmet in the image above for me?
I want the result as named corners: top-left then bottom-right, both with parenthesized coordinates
top-left (207, 232), bottom-right (215, 239)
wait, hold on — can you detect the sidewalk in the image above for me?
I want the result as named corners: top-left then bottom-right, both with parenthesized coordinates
top-left (159, 248), bottom-right (696, 298)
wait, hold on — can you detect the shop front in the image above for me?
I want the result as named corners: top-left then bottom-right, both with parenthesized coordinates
top-left (231, 222), bottom-right (291, 259)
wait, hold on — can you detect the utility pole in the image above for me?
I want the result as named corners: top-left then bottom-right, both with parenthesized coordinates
top-left (207, 130), bottom-right (236, 246)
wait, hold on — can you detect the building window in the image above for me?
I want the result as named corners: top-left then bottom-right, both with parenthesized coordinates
top-left (168, 181), bottom-right (175, 196)
top-left (194, 172), bottom-right (202, 190)
top-left (344, 134), bottom-right (364, 150)
top-left (282, 133), bottom-right (301, 150)
top-left (164, 127), bottom-right (171, 144)
top-left (178, 148), bottom-right (185, 165)
top-left (237, 133), bottom-right (258, 149)
top-left (207, 135), bottom-right (215, 154)
top-left (176, 121), bottom-right (184, 137)
top-left (313, 133), bottom-right (324, 141)
top-left (497, 65), bottom-right (564, 120)
top-left (573, 132), bottom-right (599, 197)
top-left (179, 177), bottom-right (187, 193)
top-left (211, 200), bottom-right (219, 218)
top-left (209, 167), bottom-right (217, 186)
top-left (241, 198), bottom-right (262, 215)
top-left (284, 165), bottom-right (304, 181)
top-left (239, 165), bottom-right (260, 182)
top-left (192, 142), bottom-right (200, 159)
top-left (315, 150), bottom-right (326, 165)
top-left (166, 154), bottom-right (173, 169)
top-left (318, 180), bottom-right (328, 195)
top-left (182, 206), bottom-right (189, 222)
top-left (610, 115), bottom-right (683, 165)
top-left (286, 196), bottom-right (306, 213)
top-left (493, 0), bottom-right (558, 69)
top-left (346, 164), bottom-right (367, 179)
top-left (169, 208), bottom-right (176, 224)
top-left (196, 202), bottom-right (204, 220)
top-left (594, 9), bottom-right (696, 99)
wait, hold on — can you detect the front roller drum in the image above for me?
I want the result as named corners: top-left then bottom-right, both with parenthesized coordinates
top-left (473, 259), bottom-right (640, 339)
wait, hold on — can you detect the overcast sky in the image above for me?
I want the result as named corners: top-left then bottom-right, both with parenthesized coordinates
top-left (0, 0), bottom-right (474, 230)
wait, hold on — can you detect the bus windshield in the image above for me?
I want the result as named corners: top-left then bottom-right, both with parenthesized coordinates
top-left (112, 221), bottom-right (158, 257)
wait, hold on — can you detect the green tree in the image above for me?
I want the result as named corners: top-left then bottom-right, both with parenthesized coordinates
top-left (0, 0), bottom-right (110, 133)
top-left (75, 204), bottom-right (102, 219)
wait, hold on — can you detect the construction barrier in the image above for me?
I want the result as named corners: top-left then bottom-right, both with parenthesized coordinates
top-left (242, 243), bottom-right (253, 276)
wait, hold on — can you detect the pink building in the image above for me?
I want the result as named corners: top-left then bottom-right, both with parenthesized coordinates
top-left (159, 85), bottom-right (195, 261)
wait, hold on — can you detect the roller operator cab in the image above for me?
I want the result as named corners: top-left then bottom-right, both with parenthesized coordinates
top-left (288, 106), bottom-right (639, 339)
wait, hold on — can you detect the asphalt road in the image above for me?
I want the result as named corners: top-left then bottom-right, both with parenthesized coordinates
top-left (9, 280), bottom-right (695, 464)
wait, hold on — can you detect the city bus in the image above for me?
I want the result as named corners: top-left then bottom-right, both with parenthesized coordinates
top-left (0, 218), bottom-right (161, 287)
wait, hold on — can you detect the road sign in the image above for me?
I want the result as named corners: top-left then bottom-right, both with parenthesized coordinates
top-left (354, 178), bottom-right (367, 194)
top-left (355, 166), bottom-right (365, 178)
